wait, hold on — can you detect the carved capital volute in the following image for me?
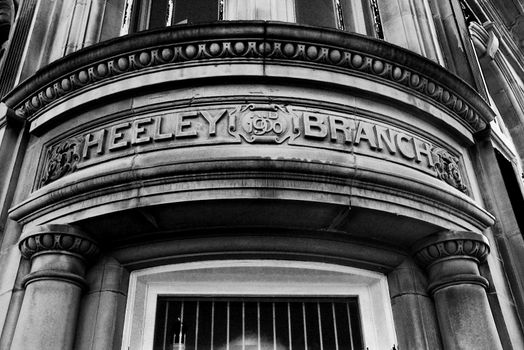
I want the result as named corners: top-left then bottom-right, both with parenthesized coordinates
top-left (412, 230), bottom-right (490, 294)
top-left (18, 225), bottom-right (99, 288)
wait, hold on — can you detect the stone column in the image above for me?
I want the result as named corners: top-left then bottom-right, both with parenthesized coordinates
top-left (11, 224), bottom-right (99, 350)
top-left (413, 230), bottom-right (503, 350)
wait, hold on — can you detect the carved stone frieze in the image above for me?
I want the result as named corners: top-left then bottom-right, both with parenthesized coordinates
top-left (19, 224), bottom-right (99, 261)
top-left (431, 147), bottom-right (468, 193)
top-left (39, 136), bottom-right (84, 187)
top-left (413, 230), bottom-right (490, 268)
top-left (6, 24), bottom-right (489, 131)
top-left (36, 103), bottom-right (470, 195)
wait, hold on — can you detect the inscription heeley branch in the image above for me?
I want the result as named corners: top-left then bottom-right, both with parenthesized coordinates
top-left (38, 104), bottom-right (467, 193)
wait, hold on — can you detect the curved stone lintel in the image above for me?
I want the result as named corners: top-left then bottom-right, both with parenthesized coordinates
top-left (412, 230), bottom-right (490, 268)
top-left (19, 224), bottom-right (99, 261)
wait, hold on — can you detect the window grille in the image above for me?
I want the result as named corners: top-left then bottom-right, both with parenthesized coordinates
top-left (153, 297), bottom-right (364, 350)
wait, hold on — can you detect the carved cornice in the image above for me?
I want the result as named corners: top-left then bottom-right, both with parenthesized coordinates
top-left (2, 22), bottom-right (493, 131)
top-left (412, 230), bottom-right (490, 268)
top-left (19, 224), bottom-right (99, 261)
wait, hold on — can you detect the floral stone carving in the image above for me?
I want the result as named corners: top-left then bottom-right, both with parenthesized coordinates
top-left (39, 136), bottom-right (84, 187)
top-left (431, 147), bottom-right (467, 193)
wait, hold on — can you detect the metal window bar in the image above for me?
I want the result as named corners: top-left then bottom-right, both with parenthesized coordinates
top-left (302, 303), bottom-right (308, 350)
top-left (163, 302), bottom-right (170, 349)
top-left (211, 301), bottom-right (215, 350)
top-left (242, 302), bottom-right (245, 350)
top-left (287, 302), bottom-right (293, 350)
top-left (317, 303), bottom-right (323, 350)
top-left (331, 303), bottom-right (339, 350)
top-left (272, 303), bottom-right (277, 350)
top-left (257, 302), bottom-right (261, 350)
top-left (154, 298), bottom-right (361, 350)
top-left (347, 303), bottom-right (355, 350)
top-left (195, 302), bottom-right (200, 350)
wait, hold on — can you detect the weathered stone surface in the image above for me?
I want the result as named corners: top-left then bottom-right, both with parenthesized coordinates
top-left (11, 225), bottom-right (99, 350)
top-left (413, 230), bottom-right (503, 350)
top-left (388, 258), bottom-right (443, 349)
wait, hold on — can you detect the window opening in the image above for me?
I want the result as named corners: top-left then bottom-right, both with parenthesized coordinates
top-left (120, 0), bottom-right (382, 37)
top-left (295, 0), bottom-right (337, 29)
top-left (153, 297), bottom-right (364, 350)
top-left (494, 149), bottom-right (524, 235)
top-left (459, 0), bottom-right (480, 27)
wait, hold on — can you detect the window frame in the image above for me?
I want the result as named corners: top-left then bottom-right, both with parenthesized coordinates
top-left (120, 259), bottom-right (397, 350)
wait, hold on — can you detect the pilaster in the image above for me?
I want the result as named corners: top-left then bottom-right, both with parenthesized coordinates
top-left (388, 258), bottom-right (443, 349)
top-left (413, 230), bottom-right (503, 350)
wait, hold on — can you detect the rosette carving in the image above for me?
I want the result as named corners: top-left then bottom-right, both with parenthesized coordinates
top-left (40, 136), bottom-right (84, 187)
top-left (413, 230), bottom-right (490, 268)
top-left (431, 147), bottom-right (467, 193)
top-left (19, 224), bottom-right (99, 261)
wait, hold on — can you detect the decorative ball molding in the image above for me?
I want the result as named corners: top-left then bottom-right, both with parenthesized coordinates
top-left (3, 22), bottom-right (493, 132)
top-left (19, 224), bottom-right (99, 261)
top-left (412, 230), bottom-right (490, 268)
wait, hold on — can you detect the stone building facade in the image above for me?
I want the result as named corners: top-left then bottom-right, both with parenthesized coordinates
top-left (0, 0), bottom-right (524, 349)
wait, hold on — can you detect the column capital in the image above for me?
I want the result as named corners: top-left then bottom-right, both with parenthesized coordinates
top-left (413, 230), bottom-right (490, 268)
top-left (412, 230), bottom-right (490, 294)
top-left (19, 224), bottom-right (99, 262)
top-left (412, 231), bottom-right (502, 349)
